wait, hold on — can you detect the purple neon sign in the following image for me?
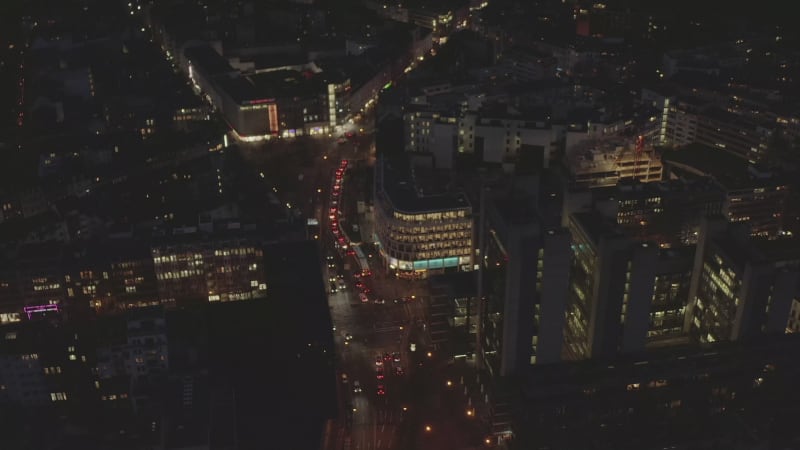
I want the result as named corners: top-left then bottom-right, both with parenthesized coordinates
top-left (24, 304), bottom-right (59, 319)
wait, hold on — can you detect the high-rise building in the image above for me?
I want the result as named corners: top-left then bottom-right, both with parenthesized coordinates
top-left (564, 213), bottom-right (693, 360)
top-left (565, 178), bottom-right (724, 247)
top-left (478, 190), bottom-right (571, 376)
top-left (685, 218), bottom-right (800, 344)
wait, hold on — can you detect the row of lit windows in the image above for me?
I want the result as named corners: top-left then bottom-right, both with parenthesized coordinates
top-left (153, 254), bottom-right (203, 264)
top-left (213, 248), bottom-right (260, 257)
top-left (156, 269), bottom-right (201, 280)
top-left (387, 231), bottom-right (471, 243)
top-left (393, 210), bottom-right (469, 222)
top-left (124, 277), bottom-right (146, 286)
top-left (386, 240), bottom-right (471, 252)
top-left (44, 366), bottom-right (62, 374)
top-left (386, 222), bottom-right (472, 234)
top-left (410, 248), bottom-right (471, 260)
top-left (33, 283), bottom-right (60, 291)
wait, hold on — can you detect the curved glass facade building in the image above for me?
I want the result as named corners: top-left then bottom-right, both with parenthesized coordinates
top-left (374, 157), bottom-right (474, 278)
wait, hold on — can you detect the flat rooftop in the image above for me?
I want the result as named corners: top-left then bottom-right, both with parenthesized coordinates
top-left (215, 69), bottom-right (324, 104)
top-left (377, 156), bottom-right (471, 214)
top-left (184, 45), bottom-right (235, 76)
top-left (570, 211), bottom-right (625, 246)
top-left (662, 144), bottom-right (787, 190)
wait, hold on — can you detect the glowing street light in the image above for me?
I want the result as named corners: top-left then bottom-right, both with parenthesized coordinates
top-left (446, 380), bottom-right (453, 387)
top-left (424, 425), bottom-right (432, 432)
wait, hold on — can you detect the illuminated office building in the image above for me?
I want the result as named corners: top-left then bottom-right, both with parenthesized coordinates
top-left (478, 190), bottom-right (571, 376)
top-left (685, 218), bottom-right (800, 344)
top-left (152, 239), bottom-right (266, 304)
top-left (662, 145), bottom-right (790, 239)
top-left (373, 156), bottom-right (474, 279)
top-left (564, 213), bottom-right (694, 360)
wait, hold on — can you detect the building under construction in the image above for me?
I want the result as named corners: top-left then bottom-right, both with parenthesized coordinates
top-left (567, 135), bottom-right (663, 188)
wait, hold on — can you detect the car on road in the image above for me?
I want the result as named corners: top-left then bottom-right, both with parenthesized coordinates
top-left (341, 373), bottom-right (348, 383)
top-left (329, 281), bottom-right (337, 293)
top-left (375, 356), bottom-right (383, 366)
top-left (373, 298), bottom-right (385, 305)
top-left (359, 293), bottom-right (369, 303)
top-left (355, 281), bottom-right (365, 289)
top-left (392, 352), bottom-right (401, 363)
top-left (394, 366), bottom-right (404, 376)
top-left (376, 368), bottom-right (384, 380)
top-left (383, 353), bottom-right (392, 362)
top-left (353, 380), bottom-right (362, 393)
top-left (376, 385), bottom-right (385, 396)
top-left (345, 333), bottom-right (353, 341)
top-left (338, 279), bottom-right (347, 290)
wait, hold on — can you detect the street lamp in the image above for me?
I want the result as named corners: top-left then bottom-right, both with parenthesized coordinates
top-left (466, 409), bottom-right (474, 417)
top-left (424, 425), bottom-right (432, 433)
top-left (446, 380), bottom-right (453, 387)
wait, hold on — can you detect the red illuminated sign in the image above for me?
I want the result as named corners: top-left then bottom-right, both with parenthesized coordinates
top-left (249, 98), bottom-right (275, 105)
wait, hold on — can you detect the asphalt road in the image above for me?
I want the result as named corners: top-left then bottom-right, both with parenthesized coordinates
top-left (246, 117), bottom-right (483, 450)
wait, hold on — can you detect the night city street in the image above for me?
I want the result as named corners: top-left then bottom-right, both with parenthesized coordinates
top-left (3, 1), bottom-right (800, 449)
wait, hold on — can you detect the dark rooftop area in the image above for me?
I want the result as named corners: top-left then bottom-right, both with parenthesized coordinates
top-left (377, 156), bottom-right (471, 214)
top-left (663, 143), bottom-right (792, 190)
top-left (184, 45), bottom-right (235, 77)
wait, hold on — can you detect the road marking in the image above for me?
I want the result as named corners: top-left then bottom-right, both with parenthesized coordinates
top-left (381, 424), bottom-right (385, 433)
top-left (377, 440), bottom-right (381, 448)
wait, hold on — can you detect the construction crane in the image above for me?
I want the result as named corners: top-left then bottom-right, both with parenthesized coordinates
top-left (632, 135), bottom-right (645, 180)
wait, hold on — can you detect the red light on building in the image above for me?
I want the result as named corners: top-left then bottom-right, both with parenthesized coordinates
top-left (268, 104), bottom-right (279, 133)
